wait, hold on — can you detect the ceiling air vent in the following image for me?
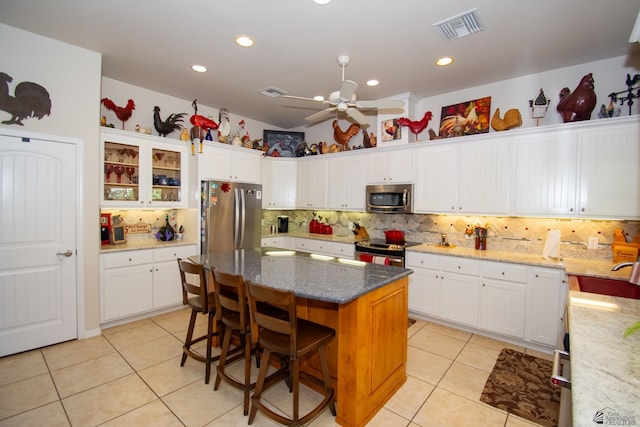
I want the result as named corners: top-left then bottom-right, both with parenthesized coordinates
top-left (433, 8), bottom-right (484, 41)
top-left (259, 86), bottom-right (288, 98)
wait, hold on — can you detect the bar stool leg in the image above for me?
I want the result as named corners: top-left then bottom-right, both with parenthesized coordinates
top-left (181, 309), bottom-right (197, 367)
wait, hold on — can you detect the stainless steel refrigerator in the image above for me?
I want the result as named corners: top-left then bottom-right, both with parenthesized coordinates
top-left (201, 180), bottom-right (262, 254)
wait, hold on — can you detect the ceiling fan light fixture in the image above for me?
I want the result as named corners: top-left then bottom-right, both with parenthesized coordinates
top-left (313, 95), bottom-right (325, 101)
top-left (366, 79), bottom-right (379, 87)
top-left (337, 102), bottom-right (349, 112)
top-left (191, 64), bottom-right (207, 73)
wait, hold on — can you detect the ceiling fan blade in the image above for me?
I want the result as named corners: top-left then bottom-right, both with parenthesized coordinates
top-left (305, 107), bottom-right (337, 123)
top-left (339, 80), bottom-right (357, 101)
top-left (283, 95), bottom-right (324, 103)
top-left (345, 107), bottom-right (370, 126)
top-left (355, 99), bottom-right (405, 110)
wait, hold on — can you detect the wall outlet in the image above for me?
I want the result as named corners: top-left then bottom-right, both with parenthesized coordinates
top-left (587, 236), bottom-right (599, 250)
top-left (348, 222), bottom-right (354, 231)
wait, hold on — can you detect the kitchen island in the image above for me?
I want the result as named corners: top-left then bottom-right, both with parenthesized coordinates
top-left (190, 248), bottom-right (413, 427)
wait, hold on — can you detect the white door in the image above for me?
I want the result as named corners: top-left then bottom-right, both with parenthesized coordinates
top-left (0, 132), bottom-right (77, 356)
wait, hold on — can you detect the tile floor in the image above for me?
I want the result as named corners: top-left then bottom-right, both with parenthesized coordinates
top-left (0, 308), bottom-right (553, 427)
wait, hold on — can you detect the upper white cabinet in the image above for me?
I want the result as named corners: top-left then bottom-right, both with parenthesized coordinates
top-left (514, 130), bottom-right (579, 216)
top-left (101, 128), bottom-right (188, 208)
top-left (415, 138), bottom-right (511, 215)
top-left (514, 117), bottom-right (640, 219)
top-left (198, 142), bottom-right (262, 183)
top-left (328, 152), bottom-right (367, 210)
top-left (578, 122), bottom-right (640, 219)
top-left (366, 148), bottom-right (415, 184)
top-left (262, 158), bottom-right (297, 209)
top-left (297, 157), bottom-right (328, 209)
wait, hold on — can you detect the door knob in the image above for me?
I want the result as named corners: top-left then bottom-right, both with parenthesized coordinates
top-left (56, 250), bottom-right (73, 257)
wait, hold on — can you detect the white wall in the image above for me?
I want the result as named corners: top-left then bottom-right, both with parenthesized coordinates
top-left (301, 54), bottom-right (640, 146)
top-left (0, 23), bottom-right (103, 336)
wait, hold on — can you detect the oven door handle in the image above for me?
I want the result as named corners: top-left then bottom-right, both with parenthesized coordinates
top-left (551, 349), bottom-right (571, 389)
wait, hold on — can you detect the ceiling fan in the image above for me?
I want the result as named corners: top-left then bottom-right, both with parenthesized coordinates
top-left (283, 55), bottom-right (405, 126)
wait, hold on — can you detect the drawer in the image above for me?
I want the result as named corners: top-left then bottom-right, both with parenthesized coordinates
top-left (441, 256), bottom-right (480, 276)
top-left (295, 238), bottom-right (332, 254)
top-left (103, 250), bottom-right (153, 269)
top-left (482, 261), bottom-right (528, 283)
top-left (154, 244), bottom-right (196, 263)
top-left (332, 242), bottom-right (354, 258)
top-left (406, 252), bottom-right (440, 270)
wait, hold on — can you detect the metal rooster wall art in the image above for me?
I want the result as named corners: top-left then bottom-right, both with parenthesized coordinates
top-left (0, 72), bottom-right (51, 125)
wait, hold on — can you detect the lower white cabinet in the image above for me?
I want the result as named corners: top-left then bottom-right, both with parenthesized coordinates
top-left (101, 244), bottom-right (197, 323)
top-left (407, 252), bottom-right (564, 348)
top-left (526, 267), bottom-right (566, 347)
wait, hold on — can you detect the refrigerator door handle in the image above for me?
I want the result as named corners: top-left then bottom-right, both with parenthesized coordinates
top-left (233, 188), bottom-right (240, 249)
top-left (239, 188), bottom-right (246, 249)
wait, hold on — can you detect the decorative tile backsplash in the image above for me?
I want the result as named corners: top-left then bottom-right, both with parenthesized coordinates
top-left (263, 210), bottom-right (640, 261)
top-left (102, 209), bottom-right (180, 243)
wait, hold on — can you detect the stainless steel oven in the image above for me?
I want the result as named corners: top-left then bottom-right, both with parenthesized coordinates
top-left (366, 184), bottom-right (413, 214)
top-left (354, 239), bottom-right (420, 267)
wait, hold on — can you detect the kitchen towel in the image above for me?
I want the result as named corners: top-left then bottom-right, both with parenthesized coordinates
top-left (542, 229), bottom-right (561, 260)
top-left (359, 254), bottom-right (391, 265)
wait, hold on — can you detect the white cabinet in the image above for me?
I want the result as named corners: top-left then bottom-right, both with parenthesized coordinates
top-left (100, 244), bottom-right (197, 323)
top-left (261, 236), bottom-right (291, 249)
top-left (101, 129), bottom-right (188, 208)
top-left (262, 158), bottom-right (297, 209)
top-left (527, 267), bottom-right (565, 347)
top-left (297, 157), bottom-right (328, 209)
top-left (514, 118), bottom-right (640, 219)
top-left (366, 148), bottom-right (415, 184)
top-left (578, 122), bottom-right (640, 219)
top-left (291, 238), bottom-right (353, 258)
top-left (332, 241), bottom-right (354, 258)
top-left (407, 251), bottom-right (564, 348)
top-left (415, 138), bottom-right (511, 214)
top-left (439, 257), bottom-right (481, 327)
top-left (406, 252), bottom-right (441, 317)
top-left (198, 142), bottom-right (262, 183)
top-left (328, 152), bottom-right (367, 210)
top-left (479, 261), bottom-right (527, 339)
top-left (514, 130), bottom-right (579, 216)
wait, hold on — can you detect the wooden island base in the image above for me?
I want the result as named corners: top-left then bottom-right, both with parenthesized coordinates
top-left (298, 276), bottom-right (409, 427)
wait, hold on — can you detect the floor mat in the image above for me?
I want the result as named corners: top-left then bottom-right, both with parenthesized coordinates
top-left (480, 348), bottom-right (560, 427)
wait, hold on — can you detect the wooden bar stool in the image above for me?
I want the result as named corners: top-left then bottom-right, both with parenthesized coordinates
top-left (177, 258), bottom-right (220, 384)
top-left (211, 269), bottom-right (256, 415)
top-left (245, 280), bottom-right (336, 426)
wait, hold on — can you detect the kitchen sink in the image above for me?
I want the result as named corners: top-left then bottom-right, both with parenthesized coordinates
top-left (570, 275), bottom-right (640, 299)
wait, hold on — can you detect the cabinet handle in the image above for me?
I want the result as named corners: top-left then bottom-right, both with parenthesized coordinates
top-left (149, 268), bottom-right (153, 272)
top-left (501, 272), bottom-right (505, 275)
top-left (155, 268), bottom-right (158, 271)
top-left (535, 274), bottom-right (539, 278)
top-left (483, 283), bottom-right (485, 287)
top-left (458, 265), bottom-right (461, 269)
top-left (129, 258), bottom-right (132, 262)
top-left (451, 206), bottom-right (455, 210)
top-left (581, 208), bottom-right (585, 212)
top-left (569, 208), bottom-right (574, 212)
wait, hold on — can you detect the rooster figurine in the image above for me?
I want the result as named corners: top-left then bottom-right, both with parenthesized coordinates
top-left (332, 120), bottom-right (360, 150)
top-left (397, 111), bottom-right (433, 142)
top-left (101, 98), bottom-right (135, 130)
top-left (153, 106), bottom-right (186, 137)
top-left (556, 73), bottom-right (597, 123)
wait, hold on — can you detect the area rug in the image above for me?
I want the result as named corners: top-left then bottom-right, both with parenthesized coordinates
top-left (480, 348), bottom-right (560, 427)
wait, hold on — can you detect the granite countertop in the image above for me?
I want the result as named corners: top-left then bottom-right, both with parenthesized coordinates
top-left (100, 239), bottom-right (197, 253)
top-left (189, 247), bottom-right (412, 304)
top-left (568, 289), bottom-right (640, 424)
top-left (407, 243), bottom-right (633, 281)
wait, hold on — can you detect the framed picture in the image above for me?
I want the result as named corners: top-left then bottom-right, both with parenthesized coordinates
top-left (439, 96), bottom-right (491, 138)
top-left (381, 118), bottom-right (401, 141)
top-left (110, 225), bottom-right (126, 244)
top-left (263, 130), bottom-right (305, 157)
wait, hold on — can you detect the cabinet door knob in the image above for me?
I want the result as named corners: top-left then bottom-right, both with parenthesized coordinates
top-left (581, 207), bottom-right (585, 212)
top-left (569, 208), bottom-right (574, 212)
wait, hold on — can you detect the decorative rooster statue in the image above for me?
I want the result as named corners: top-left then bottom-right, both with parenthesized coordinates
top-left (332, 120), bottom-right (360, 150)
top-left (101, 98), bottom-right (135, 130)
top-left (153, 106), bottom-right (186, 137)
top-left (189, 99), bottom-right (218, 154)
top-left (397, 111), bottom-right (433, 142)
top-left (556, 73), bottom-right (597, 123)
top-left (490, 108), bottom-right (522, 131)
top-left (0, 72), bottom-right (51, 125)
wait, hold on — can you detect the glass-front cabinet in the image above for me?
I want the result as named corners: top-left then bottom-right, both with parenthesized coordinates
top-left (100, 128), bottom-right (187, 208)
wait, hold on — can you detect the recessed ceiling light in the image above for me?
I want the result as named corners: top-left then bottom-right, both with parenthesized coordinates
top-left (313, 0), bottom-right (331, 4)
top-left (366, 79), bottom-right (379, 87)
top-left (191, 65), bottom-right (207, 73)
top-left (436, 56), bottom-right (454, 66)
top-left (235, 35), bottom-right (254, 47)
top-left (313, 95), bottom-right (325, 101)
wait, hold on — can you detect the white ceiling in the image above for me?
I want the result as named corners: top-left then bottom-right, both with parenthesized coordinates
top-left (2, 0), bottom-right (639, 129)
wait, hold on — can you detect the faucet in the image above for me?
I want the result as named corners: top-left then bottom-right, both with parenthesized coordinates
top-left (611, 261), bottom-right (635, 271)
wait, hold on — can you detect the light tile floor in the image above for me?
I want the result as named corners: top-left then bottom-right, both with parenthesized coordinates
top-left (0, 308), bottom-right (553, 426)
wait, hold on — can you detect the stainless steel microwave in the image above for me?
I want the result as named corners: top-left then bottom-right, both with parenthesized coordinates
top-left (366, 183), bottom-right (413, 213)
